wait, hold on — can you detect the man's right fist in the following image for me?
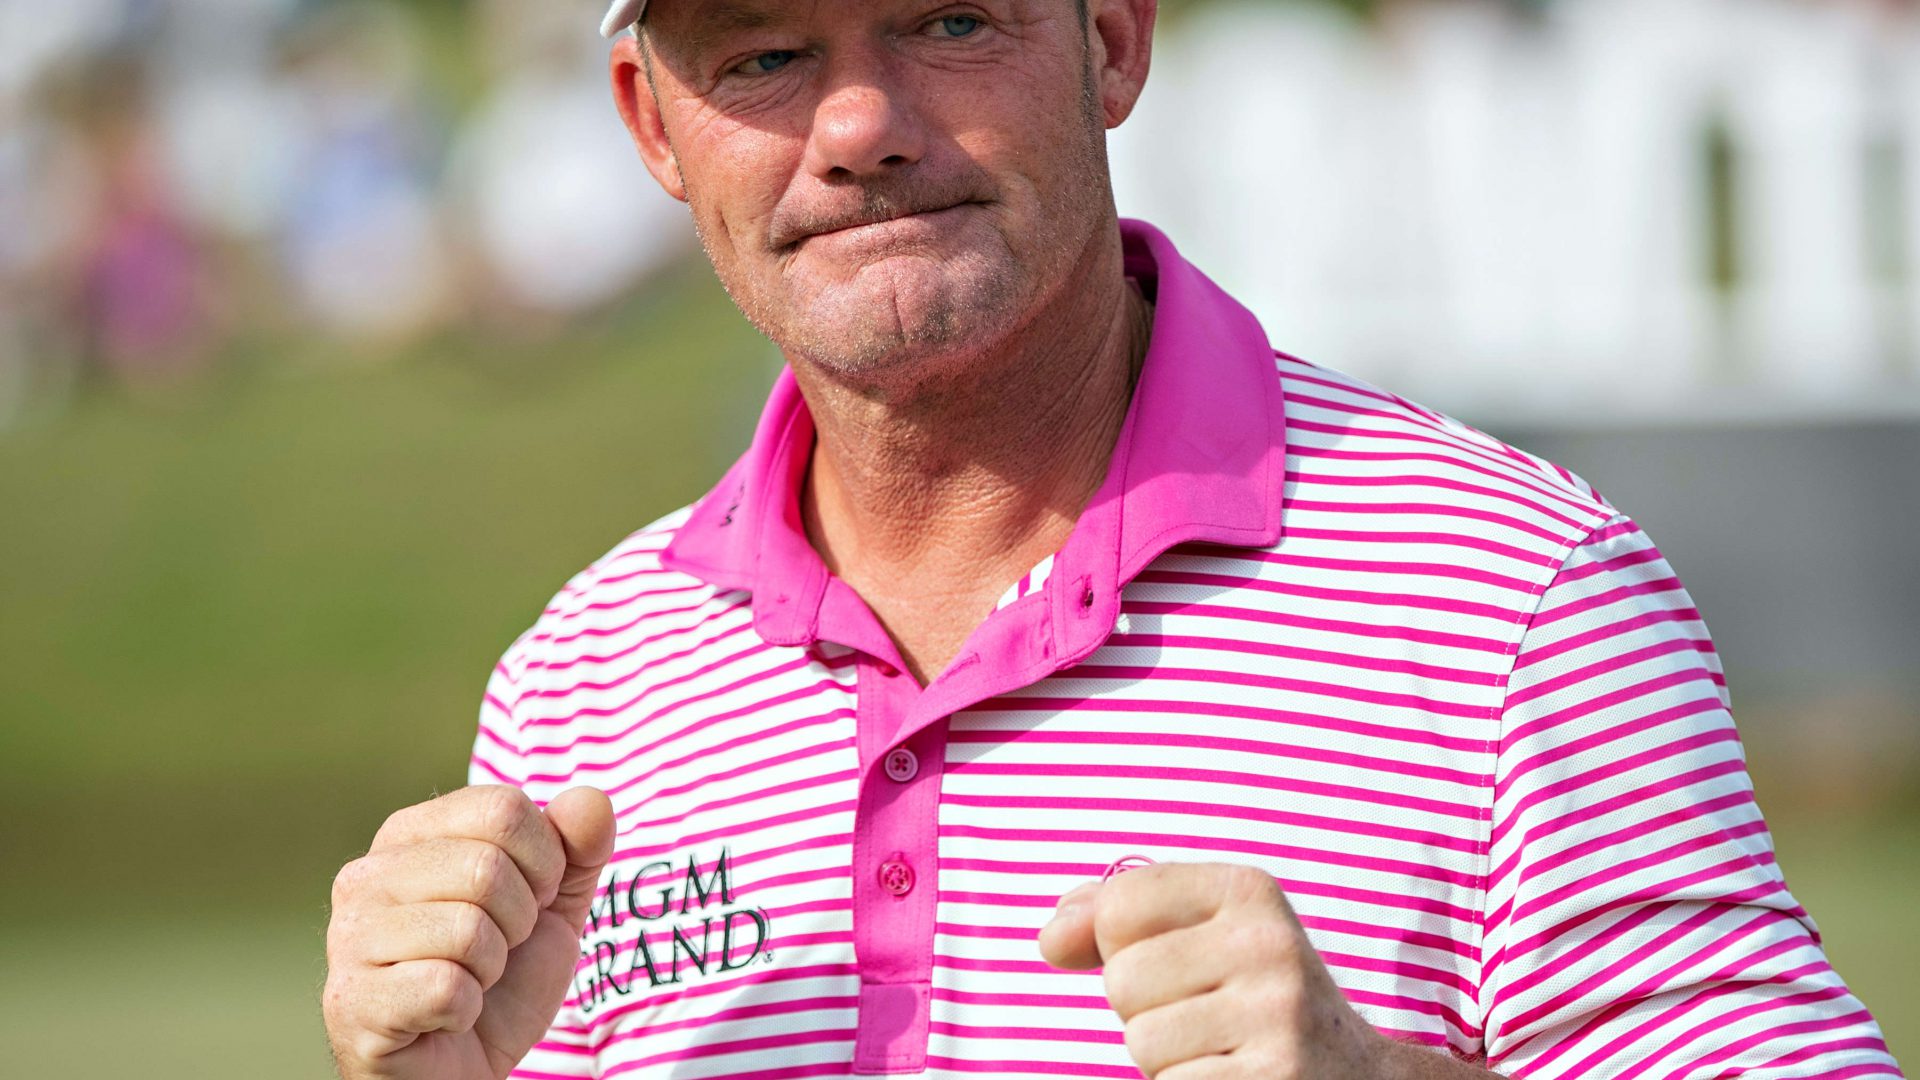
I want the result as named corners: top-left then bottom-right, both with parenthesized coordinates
top-left (323, 785), bottom-right (616, 1080)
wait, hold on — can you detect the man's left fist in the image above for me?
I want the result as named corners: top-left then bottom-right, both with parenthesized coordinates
top-left (1036, 861), bottom-right (1407, 1080)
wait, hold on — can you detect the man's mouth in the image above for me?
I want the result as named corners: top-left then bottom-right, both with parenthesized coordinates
top-left (778, 201), bottom-right (981, 252)
top-left (811, 203), bottom-right (962, 237)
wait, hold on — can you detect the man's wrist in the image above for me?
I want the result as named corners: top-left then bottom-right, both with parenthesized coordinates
top-left (1371, 1031), bottom-right (1506, 1080)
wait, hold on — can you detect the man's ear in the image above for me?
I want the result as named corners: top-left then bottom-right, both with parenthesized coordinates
top-left (1088, 0), bottom-right (1157, 129)
top-left (610, 34), bottom-right (689, 203)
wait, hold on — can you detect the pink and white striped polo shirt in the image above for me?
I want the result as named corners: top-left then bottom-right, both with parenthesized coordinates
top-left (471, 220), bottom-right (1904, 1080)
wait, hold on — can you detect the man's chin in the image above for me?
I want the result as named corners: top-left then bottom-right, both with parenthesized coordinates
top-left (780, 259), bottom-right (1017, 369)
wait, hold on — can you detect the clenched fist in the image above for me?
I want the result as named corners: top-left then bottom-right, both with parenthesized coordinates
top-left (1036, 862), bottom-right (1500, 1080)
top-left (323, 785), bottom-right (615, 1080)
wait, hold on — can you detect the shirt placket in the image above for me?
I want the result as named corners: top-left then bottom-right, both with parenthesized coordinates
top-left (849, 649), bottom-right (947, 1073)
top-left (824, 568), bottom-right (1128, 1075)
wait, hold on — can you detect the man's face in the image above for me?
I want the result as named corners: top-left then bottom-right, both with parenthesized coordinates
top-left (633, 0), bottom-right (1111, 378)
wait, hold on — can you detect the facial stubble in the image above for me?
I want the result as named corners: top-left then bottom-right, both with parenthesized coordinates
top-left (670, 25), bottom-right (1111, 381)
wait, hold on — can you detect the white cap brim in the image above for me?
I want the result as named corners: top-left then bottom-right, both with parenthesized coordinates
top-left (601, 0), bottom-right (648, 37)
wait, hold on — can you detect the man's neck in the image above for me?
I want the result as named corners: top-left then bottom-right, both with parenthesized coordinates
top-left (792, 226), bottom-right (1152, 684)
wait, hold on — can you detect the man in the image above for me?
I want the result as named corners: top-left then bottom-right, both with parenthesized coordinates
top-left (321, 0), bottom-right (1905, 1077)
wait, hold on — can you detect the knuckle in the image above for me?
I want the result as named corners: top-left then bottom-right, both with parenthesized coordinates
top-left (1225, 915), bottom-right (1298, 966)
top-left (320, 973), bottom-right (352, 1023)
top-left (331, 857), bottom-right (372, 906)
top-left (468, 842), bottom-right (514, 903)
top-left (1090, 889), bottom-right (1133, 941)
top-left (324, 905), bottom-right (363, 958)
top-left (1247, 974), bottom-right (1303, 1025)
top-left (1101, 951), bottom-right (1145, 1017)
top-left (424, 957), bottom-right (473, 1014)
top-left (1101, 864), bottom-right (1148, 907)
top-left (1223, 863), bottom-right (1278, 901)
top-left (375, 800), bottom-right (420, 846)
top-left (1121, 1011), bottom-right (1168, 1077)
top-left (443, 962), bottom-right (485, 1030)
top-left (473, 785), bottom-right (533, 847)
top-left (450, 902), bottom-right (489, 962)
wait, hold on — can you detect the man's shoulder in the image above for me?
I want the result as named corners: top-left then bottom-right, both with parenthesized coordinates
top-left (559, 502), bottom-right (696, 589)
top-left (507, 503), bottom-right (724, 660)
top-left (1270, 350), bottom-right (1621, 551)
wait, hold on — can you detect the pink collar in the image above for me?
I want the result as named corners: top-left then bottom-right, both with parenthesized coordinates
top-left (661, 218), bottom-right (1286, 681)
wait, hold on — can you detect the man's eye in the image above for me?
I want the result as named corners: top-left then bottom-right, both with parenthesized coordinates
top-left (928, 15), bottom-right (983, 37)
top-left (732, 50), bottom-right (797, 75)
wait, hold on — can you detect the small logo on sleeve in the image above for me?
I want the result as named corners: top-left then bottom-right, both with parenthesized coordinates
top-left (574, 847), bottom-right (773, 1014)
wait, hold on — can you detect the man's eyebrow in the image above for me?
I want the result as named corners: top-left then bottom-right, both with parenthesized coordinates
top-left (670, 3), bottom-right (799, 59)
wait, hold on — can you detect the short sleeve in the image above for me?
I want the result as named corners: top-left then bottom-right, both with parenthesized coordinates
top-left (470, 627), bottom-right (540, 789)
top-left (1480, 515), bottom-right (1904, 1079)
top-left (470, 627), bottom-right (599, 1079)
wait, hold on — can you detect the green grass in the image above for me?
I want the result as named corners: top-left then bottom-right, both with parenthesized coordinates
top-left (1768, 810), bottom-right (1918, 1066)
top-left (0, 261), bottom-right (773, 924)
top-left (0, 914), bottom-right (336, 1080)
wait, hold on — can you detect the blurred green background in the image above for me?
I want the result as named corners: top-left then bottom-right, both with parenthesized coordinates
top-left (0, 264), bottom-right (775, 1076)
top-left (2, 0), bottom-right (1916, 1077)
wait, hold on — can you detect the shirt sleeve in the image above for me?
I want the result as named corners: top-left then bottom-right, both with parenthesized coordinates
top-left (470, 627), bottom-right (600, 1080)
top-left (1479, 514), bottom-right (1904, 1079)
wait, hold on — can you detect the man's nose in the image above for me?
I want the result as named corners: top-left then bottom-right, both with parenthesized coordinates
top-left (803, 58), bottom-right (928, 179)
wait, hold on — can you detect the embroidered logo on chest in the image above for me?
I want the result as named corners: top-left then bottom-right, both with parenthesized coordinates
top-left (574, 847), bottom-right (773, 1014)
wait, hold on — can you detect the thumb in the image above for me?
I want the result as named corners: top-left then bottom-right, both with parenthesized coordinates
top-left (472, 788), bottom-right (616, 1067)
top-left (1036, 880), bottom-right (1105, 971)
top-left (541, 786), bottom-right (616, 925)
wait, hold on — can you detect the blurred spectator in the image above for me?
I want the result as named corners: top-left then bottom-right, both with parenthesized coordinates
top-left (150, 0), bottom-right (303, 243)
top-left (275, 1), bottom-right (452, 349)
top-left (448, 0), bottom-right (693, 322)
top-left (75, 84), bottom-right (220, 393)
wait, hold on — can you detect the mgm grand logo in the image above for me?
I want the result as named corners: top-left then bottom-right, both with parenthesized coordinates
top-left (574, 847), bottom-right (772, 1013)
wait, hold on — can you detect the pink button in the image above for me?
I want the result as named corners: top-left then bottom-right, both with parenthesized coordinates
top-left (878, 858), bottom-right (914, 896)
top-left (884, 747), bottom-right (918, 782)
top-left (874, 660), bottom-right (899, 678)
